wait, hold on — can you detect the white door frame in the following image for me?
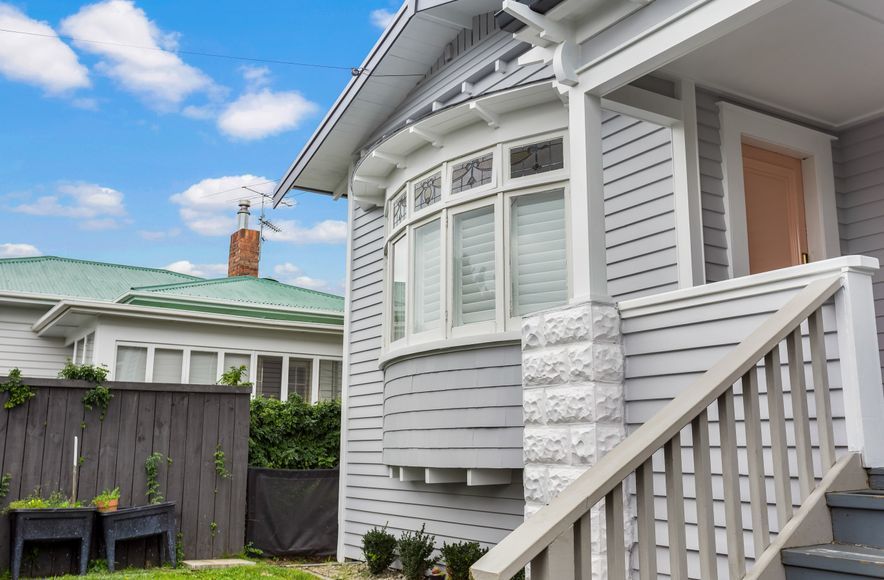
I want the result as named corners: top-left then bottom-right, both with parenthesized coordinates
top-left (718, 101), bottom-right (840, 278)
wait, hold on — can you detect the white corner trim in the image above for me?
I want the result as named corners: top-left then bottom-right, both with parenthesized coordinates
top-left (336, 199), bottom-right (355, 562)
top-left (718, 101), bottom-right (840, 278)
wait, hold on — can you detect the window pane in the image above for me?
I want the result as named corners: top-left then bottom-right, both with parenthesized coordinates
top-left (392, 190), bottom-right (407, 227)
top-left (115, 346), bottom-right (147, 382)
top-left (74, 339), bottom-right (84, 364)
top-left (224, 353), bottom-right (251, 380)
top-left (512, 190), bottom-right (568, 315)
top-left (287, 358), bottom-right (312, 402)
top-left (84, 333), bottom-right (95, 364)
top-left (391, 237), bottom-right (407, 341)
top-left (510, 137), bottom-right (564, 178)
top-left (414, 172), bottom-right (441, 210)
top-left (451, 153), bottom-right (493, 194)
top-left (257, 356), bottom-right (283, 399)
top-left (454, 206), bottom-right (496, 326)
top-left (319, 360), bottom-right (342, 401)
top-left (189, 351), bottom-right (218, 384)
top-left (152, 349), bottom-right (183, 383)
top-left (413, 219), bottom-right (441, 333)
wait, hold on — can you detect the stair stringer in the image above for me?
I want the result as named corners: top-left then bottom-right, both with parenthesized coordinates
top-left (747, 453), bottom-right (867, 580)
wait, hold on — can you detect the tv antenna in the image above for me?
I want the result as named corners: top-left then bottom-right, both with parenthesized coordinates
top-left (242, 186), bottom-right (291, 242)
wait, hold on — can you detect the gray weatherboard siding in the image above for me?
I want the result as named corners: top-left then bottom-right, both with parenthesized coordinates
top-left (696, 88), bottom-right (730, 283)
top-left (835, 116), bottom-right (884, 383)
top-left (0, 306), bottom-right (70, 378)
top-left (383, 344), bottom-right (523, 469)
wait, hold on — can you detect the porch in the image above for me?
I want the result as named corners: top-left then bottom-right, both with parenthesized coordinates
top-left (473, 0), bottom-right (884, 577)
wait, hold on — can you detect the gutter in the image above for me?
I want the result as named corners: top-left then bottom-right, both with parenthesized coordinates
top-left (115, 290), bottom-right (345, 319)
top-left (32, 299), bottom-right (344, 337)
top-left (0, 291), bottom-right (62, 307)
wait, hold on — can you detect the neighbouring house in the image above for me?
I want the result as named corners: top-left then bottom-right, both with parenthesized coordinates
top-left (0, 203), bottom-right (344, 402)
top-left (272, 0), bottom-right (884, 578)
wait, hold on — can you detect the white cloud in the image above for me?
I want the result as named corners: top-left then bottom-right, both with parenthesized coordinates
top-left (138, 228), bottom-right (180, 240)
top-left (272, 263), bottom-right (330, 292)
top-left (0, 4), bottom-right (90, 93)
top-left (240, 65), bottom-right (270, 88)
top-left (60, 0), bottom-right (213, 108)
top-left (264, 219), bottom-right (348, 245)
top-left (370, 8), bottom-right (396, 30)
top-left (12, 182), bottom-right (127, 229)
top-left (164, 260), bottom-right (227, 278)
top-left (170, 174), bottom-right (273, 236)
top-left (217, 89), bottom-right (317, 140)
top-left (0, 243), bottom-right (41, 258)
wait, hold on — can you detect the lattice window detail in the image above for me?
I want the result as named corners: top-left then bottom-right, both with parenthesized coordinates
top-left (510, 138), bottom-right (564, 178)
top-left (451, 153), bottom-right (494, 194)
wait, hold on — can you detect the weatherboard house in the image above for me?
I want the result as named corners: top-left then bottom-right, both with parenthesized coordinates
top-left (0, 212), bottom-right (344, 402)
top-left (272, 0), bottom-right (884, 578)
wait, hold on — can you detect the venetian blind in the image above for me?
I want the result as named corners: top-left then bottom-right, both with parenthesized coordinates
top-left (511, 190), bottom-right (567, 315)
top-left (319, 360), bottom-right (343, 401)
top-left (257, 356), bottom-right (283, 399)
top-left (189, 351), bottom-right (218, 384)
top-left (454, 206), bottom-right (496, 326)
top-left (288, 358), bottom-right (312, 402)
top-left (413, 219), bottom-right (441, 333)
top-left (152, 349), bottom-right (183, 383)
top-left (391, 237), bottom-right (407, 341)
top-left (115, 346), bottom-right (147, 382)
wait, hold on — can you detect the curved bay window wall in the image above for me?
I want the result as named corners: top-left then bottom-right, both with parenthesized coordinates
top-left (384, 132), bottom-right (570, 352)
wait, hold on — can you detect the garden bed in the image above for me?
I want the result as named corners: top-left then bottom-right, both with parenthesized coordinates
top-left (291, 562), bottom-right (405, 580)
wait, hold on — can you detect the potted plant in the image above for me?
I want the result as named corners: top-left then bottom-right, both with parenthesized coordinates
top-left (92, 487), bottom-right (120, 513)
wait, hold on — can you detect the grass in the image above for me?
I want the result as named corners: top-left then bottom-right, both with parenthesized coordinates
top-left (46, 561), bottom-right (317, 580)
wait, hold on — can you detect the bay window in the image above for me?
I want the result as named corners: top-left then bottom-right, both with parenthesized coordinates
top-left (383, 131), bottom-right (569, 351)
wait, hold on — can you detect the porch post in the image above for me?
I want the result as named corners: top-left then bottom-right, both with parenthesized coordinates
top-left (568, 87), bottom-right (609, 303)
top-left (835, 264), bottom-right (884, 467)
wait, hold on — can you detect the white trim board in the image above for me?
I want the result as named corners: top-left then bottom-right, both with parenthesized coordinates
top-left (717, 101), bottom-right (841, 278)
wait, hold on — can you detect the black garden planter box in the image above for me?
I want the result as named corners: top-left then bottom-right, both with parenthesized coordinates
top-left (98, 502), bottom-right (176, 572)
top-left (9, 507), bottom-right (96, 580)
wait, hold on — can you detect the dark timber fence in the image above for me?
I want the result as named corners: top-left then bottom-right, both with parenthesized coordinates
top-left (0, 377), bottom-right (250, 574)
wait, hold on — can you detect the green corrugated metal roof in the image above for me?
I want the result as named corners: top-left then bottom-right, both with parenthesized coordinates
top-left (0, 256), bottom-right (200, 301)
top-left (128, 276), bottom-right (344, 313)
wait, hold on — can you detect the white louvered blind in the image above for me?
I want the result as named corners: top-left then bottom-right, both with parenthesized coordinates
top-left (413, 219), bottom-right (441, 333)
top-left (257, 356), bottom-right (283, 399)
top-left (391, 237), bottom-right (407, 341)
top-left (189, 351), bottom-right (218, 384)
top-left (152, 349), bottom-right (183, 383)
top-left (454, 205), bottom-right (496, 326)
top-left (115, 346), bottom-right (147, 381)
top-left (511, 190), bottom-right (567, 315)
top-left (83, 333), bottom-right (95, 364)
top-left (319, 360), bottom-right (343, 401)
top-left (288, 358), bottom-right (312, 402)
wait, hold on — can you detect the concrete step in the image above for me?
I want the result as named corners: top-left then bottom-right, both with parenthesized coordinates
top-left (870, 469), bottom-right (884, 491)
top-left (828, 490), bottom-right (884, 549)
top-left (782, 544), bottom-right (884, 579)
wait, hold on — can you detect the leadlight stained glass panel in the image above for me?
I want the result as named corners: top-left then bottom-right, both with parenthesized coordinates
top-left (451, 153), bottom-right (494, 194)
top-left (414, 172), bottom-right (442, 211)
top-left (392, 190), bottom-right (407, 227)
top-left (509, 137), bottom-right (564, 178)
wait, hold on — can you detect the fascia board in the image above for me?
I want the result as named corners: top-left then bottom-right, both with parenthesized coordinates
top-left (115, 290), bottom-right (344, 319)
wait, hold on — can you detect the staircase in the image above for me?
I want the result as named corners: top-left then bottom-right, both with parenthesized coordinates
top-left (782, 468), bottom-right (884, 579)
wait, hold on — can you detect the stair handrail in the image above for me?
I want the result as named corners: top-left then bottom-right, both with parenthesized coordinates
top-left (471, 274), bottom-right (843, 580)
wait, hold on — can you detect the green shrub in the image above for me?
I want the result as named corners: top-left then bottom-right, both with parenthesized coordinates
top-left (248, 396), bottom-right (340, 469)
top-left (1, 368), bottom-right (35, 409)
top-left (9, 490), bottom-right (82, 509)
top-left (60, 361), bottom-right (113, 419)
top-left (398, 524), bottom-right (436, 580)
top-left (440, 540), bottom-right (488, 580)
top-left (219, 365), bottom-right (252, 387)
top-left (362, 524), bottom-right (397, 575)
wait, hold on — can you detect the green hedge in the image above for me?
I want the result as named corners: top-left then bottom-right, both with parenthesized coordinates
top-left (248, 396), bottom-right (341, 469)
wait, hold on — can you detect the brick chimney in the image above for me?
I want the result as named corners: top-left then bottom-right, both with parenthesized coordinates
top-left (228, 200), bottom-right (260, 277)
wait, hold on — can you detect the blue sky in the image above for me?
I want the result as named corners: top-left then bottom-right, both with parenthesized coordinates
top-left (0, 0), bottom-right (401, 293)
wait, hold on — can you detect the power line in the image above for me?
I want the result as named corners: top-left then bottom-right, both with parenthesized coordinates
top-left (197, 180), bottom-right (276, 199)
top-left (0, 27), bottom-right (426, 77)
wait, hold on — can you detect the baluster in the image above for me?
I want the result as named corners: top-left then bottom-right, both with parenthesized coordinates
top-left (635, 458), bottom-right (657, 580)
top-left (719, 388), bottom-right (746, 577)
top-left (573, 511), bottom-right (592, 580)
top-left (743, 367), bottom-right (770, 555)
top-left (692, 410), bottom-right (718, 580)
top-left (787, 327), bottom-right (815, 500)
top-left (765, 346), bottom-right (793, 527)
top-left (664, 434), bottom-right (688, 579)
top-left (530, 548), bottom-right (550, 580)
top-left (606, 482), bottom-right (626, 580)
top-left (808, 308), bottom-right (836, 469)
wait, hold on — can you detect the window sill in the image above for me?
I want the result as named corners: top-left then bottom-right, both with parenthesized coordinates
top-left (378, 330), bottom-right (522, 369)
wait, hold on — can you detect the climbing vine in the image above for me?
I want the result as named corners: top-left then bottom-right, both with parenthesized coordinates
top-left (213, 444), bottom-right (231, 480)
top-left (145, 452), bottom-right (171, 504)
top-left (59, 361), bottom-right (113, 420)
top-left (0, 473), bottom-right (11, 501)
top-left (1, 368), bottom-right (35, 410)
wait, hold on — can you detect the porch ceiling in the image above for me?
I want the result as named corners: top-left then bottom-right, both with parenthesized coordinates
top-left (662, 0), bottom-right (884, 129)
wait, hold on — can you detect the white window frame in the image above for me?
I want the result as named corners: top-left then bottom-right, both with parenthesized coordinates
top-left (718, 102), bottom-right (840, 278)
top-left (409, 212), bottom-right (446, 344)
top-left (504, 183), bottom-right (572, 330)
top-left (503, 132), bottom-right (570, 189)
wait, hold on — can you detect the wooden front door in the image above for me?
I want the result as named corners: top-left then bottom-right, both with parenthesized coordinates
top-left (742, 143), bottom-right (808, 274)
